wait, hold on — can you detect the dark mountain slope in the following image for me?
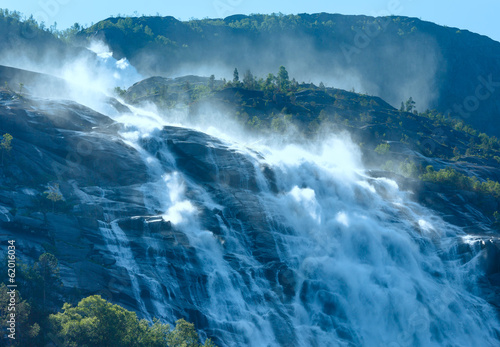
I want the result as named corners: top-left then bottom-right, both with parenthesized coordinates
top-left (81, 13), bottom-right (500, 137)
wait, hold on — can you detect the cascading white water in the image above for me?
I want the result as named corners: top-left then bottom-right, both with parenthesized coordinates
top-left (101, 106), bottom-right (500, 346)
top-left (6, 33), bottom-right (496, 346)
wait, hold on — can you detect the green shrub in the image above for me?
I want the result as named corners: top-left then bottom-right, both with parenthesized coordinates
top-left (49, 296), bottom-right (216, 347)
top-left (374, 143), bottom-right (390, 155)
top-left (420, 167), bottom-right (500, 197)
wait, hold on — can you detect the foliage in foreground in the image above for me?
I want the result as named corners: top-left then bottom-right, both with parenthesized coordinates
top-left (0, 253), bottom-right (215, 346)
top-left (49, 295), bottom-right (215, 347)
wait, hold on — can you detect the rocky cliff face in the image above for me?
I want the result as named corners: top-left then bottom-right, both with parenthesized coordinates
top-left (1, 69), bottom-right (500, 346)
top-left (0, 88), bottom-right (149, 309)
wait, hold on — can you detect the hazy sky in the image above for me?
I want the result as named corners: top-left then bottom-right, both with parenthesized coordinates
top-left (2, 0), bottom-right (500, 42)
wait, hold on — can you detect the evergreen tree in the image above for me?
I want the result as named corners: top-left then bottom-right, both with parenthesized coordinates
top-left (233, 68), bottom-right (239, 84)
top-left (263, 73), bottom-right (276, 91)
top-left (277, 66), bottom-right (289, 91)
top-left (0, 284), bottom-right (40, 345)
top-left (35, 253), bottom-right (61, 312)
top-left (12, 253), bottom-right (63, 344)
top-left (405, 97), bottom-right (416, 113)
top-left (209, 74), bottom-right (215, 90)
top-left (243, 70), bottom-right (255, 89)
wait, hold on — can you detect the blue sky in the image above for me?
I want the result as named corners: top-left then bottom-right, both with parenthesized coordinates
top-left (2, 0), bottom-right (500, 42)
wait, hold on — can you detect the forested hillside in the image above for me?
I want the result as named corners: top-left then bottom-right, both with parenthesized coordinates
top-left (78, 13), bottom-right (500, 137)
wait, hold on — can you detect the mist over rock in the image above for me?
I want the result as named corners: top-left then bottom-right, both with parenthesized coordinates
top-left (1, 77), bottom-right (500, 345)
top-left (81, 13), bottom-right (500, 137)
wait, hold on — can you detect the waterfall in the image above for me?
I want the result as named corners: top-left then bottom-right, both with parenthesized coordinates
top-left (99, 220), bottom-right (150, 318)
top-left (100, 107), bottom-right (500, 347)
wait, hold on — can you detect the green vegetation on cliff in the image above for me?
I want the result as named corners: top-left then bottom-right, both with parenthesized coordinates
top-left (421, 166), bottom-right (500, 198)
top-left (0, 254), bottom-right (215, 346)
top-left (117, 67), bottom-right (500, 225)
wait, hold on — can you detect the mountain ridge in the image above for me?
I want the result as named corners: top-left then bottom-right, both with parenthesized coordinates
top-left (72, 12), bottom-right (500, 138)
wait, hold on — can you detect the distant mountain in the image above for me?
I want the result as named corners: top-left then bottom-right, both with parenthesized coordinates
top-left (80, 13), bottom-right (500, 137)
top-left (0, 9), bottom-right (89, 70)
